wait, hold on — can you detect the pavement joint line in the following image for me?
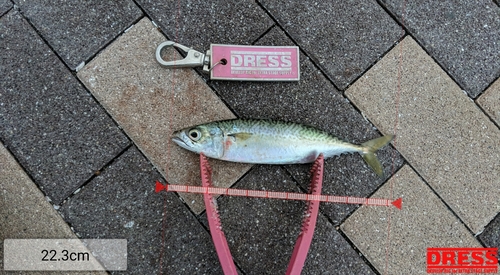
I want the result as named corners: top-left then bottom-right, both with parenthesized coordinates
top-left (406, 33), bottom-right (475, 98)
top-left (6, 8), bottom-right (139, 179)
top-left (485, 211), bottom-right (500, 231)
top-left (308, 182), bottom-right (388, 274)
top-left (204, 79), bottom-right (241, 117)
top-left (12, 6), bottom-right (143, 76)
top-left (340, 32), bottom-right (408, 95)
top-left (337, 161), bottom-right (406, 227)
top-left (127, 0), bottom-right (173, 40)
top-left (0, 141), bottom-right (51, 206)
top-left (375, 0), bottom-right (496, 100)
top-left (129, 0), bottom-right (174, 41)
top-left (336, 223), bottom-right (383, 275)
top-left (158, 177), bottom-right (215, 236)
top-left (475, 72), bottom-right (500, 129)
top-left (245, 5), bottom-right (407, 157)
top-left (0, 141), bottom-right (76, 221)
top-left (13, 8), bottom-right (150, 144)
top-left (251, 23), bottom-right (277, 45)
top-left (155, 184), bottom-right (239, 272)
top-left (202, 164), bottom-right (377, 274)
top-left (477, 211), bottom-right (500, 241)
top-left (255, 0), bottom-right (344, 92)
top-left (340, 165), bottom-right (485, 274)
top-left (12, 7), bottom-right (73, 74)
top-left (3, 10), bottom-right (214, 210)
top-left (347, 35), bottom-right (500, 233)
top-left (57, 143), bottom-right (133, 208)
top-left (3, 2), bottom-right (498, 272)
top-left (76, 14), bottom-right (147, 73)
top-left (252, 5), bottom-right (422, 176)
top-left (0, 4), bottom-right (11, 17)
top-left (475, 98), bottom-right (500, 131)
top-left (395, 157), bottom-right (487, 243)
top-left (130, 1), bottom-right (172, 42)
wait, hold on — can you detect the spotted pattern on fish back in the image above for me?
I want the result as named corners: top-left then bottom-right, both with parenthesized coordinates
top-left (214, 119), bottom-right (344, 144)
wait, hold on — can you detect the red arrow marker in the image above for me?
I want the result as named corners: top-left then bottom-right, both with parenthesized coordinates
top-left (391, 197), bottom-right (403, 210)
top-left (155, 180), bottom-right (166, 193)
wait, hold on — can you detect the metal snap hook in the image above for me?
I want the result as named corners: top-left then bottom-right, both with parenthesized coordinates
top-left (155, 41), bottom-right (207, 68)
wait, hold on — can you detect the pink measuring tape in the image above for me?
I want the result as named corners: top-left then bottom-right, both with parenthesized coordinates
top-left (155, 154), bottom-right (402, 274)
top-left (156, 41), bottom-right (300, 81)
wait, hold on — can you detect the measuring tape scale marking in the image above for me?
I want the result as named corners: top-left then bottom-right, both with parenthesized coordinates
top-left (156, 181), bottom-right (401, 208)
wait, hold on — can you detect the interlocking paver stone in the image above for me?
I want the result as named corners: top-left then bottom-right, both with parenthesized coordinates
top-left (346, 36), bottom-right (500, 234)
top-left (13, 0), bottom-right (142, 70)
top-left (206, 165), bottom-right (375, 275)
top-left (477, 78), bottom-right (500, 125)
top-left (259, 0), bottom-right (402, 89)
top-left (380, 0), bottom-right (500, 98)
top-left (77, 18), bottom-right (251, 215)
top-left (136, 0), bottom-right (273, 52)
top-left (59, 146), bottom-right (222, 274)
top-left (0, 142), bottom-right (107, 275)
top-left (341, 165), bottom-right (482, 275)
top-left (0, 11), bottom-right (129, 204)
top-left (211, 26), bottom-right (403, 225)
top-left (0, 0), bottom-right (11, 16)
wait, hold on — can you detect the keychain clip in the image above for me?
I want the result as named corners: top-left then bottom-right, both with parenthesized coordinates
top-left (156, 41), bottom-right (300, 81)
top-left (155, 41), bottom-right (210, 71)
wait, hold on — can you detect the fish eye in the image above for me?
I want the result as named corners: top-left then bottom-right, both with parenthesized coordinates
top-left (188, 129), bottom-right (202, 141)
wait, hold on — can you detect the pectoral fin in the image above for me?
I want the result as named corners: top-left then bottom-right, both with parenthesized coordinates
top-left (227, 132), bottom-right (253, 141)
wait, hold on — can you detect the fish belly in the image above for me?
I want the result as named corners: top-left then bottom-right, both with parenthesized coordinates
top-left (220, 137), bottom-right (351, 164)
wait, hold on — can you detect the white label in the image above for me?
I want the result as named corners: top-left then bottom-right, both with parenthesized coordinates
top-left (3, 239), bottom-right (127, 271)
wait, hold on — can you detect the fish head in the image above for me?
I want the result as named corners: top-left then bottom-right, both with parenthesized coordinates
top-left (172, 124), bottom-right (224, 158)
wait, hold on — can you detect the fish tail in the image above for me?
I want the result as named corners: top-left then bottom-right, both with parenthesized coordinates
top-left (360, 135), bottom-right (394, 177)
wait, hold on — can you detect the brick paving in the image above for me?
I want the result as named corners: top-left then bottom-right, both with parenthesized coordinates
top-left (1, 1), bottom-right (499, 274)
top-left (76, 18), bottom-right (251, 215)
top-left (346, 36), bottom-right (500, 234)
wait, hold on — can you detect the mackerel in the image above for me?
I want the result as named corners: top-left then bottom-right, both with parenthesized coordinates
top-left (172, 119), bottom-right (393, 176)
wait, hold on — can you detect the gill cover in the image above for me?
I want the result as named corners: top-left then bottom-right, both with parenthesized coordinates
top-left (173, 124), bottom-right (224, 159)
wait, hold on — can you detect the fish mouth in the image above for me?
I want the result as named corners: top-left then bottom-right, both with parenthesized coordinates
top-left (172, 136), bottom-right (195, 152)
top-left (171, 136), bottom-right (186, 146)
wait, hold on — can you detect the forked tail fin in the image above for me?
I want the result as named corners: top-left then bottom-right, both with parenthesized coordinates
top-left (360, 135), bottom-right (394, 177)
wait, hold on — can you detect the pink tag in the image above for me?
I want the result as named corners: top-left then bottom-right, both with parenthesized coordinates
top-left (210, 44), bottom-right (300, 81)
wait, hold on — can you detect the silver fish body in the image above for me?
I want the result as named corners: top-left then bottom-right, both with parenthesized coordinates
top-left (172, 119), bottom-right (393, 176)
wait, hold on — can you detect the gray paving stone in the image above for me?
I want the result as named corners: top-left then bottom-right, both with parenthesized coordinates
top-left (0, 142), bottom-right (107, 275)
top-left (0, 0), bottom-right (11, 16)
top-left (477, 78), bottom-right (500, 125)
top-left (346, 36), bottom-right (500, 234)
top-left (259, 0), bottom-right (402, 89)
top-left (13, 0), bottom-right (142, 70)
top-left (59, 146), bottom-right (223, 275)
top-left (0, 11), bottom-right (129, 204)
top-left (204, 165), bottom-right (375, 275)
top-left (478, 212), bottom-right (500, 256)
top-left (211, 26), bottom-right (404, 225)
top-left (341, 165), bottom-right (482, 275)
top-left (136, 0), bottom-right (274, 51)
top-left (380, 0), bottom-right (500, 98)
top-left (77, 18), bottom-right (251, 215)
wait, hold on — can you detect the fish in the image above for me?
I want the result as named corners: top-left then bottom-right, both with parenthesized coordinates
top-left (172, 119), bottom-right (394, 177)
